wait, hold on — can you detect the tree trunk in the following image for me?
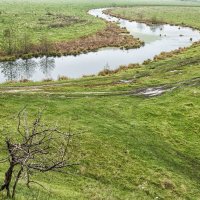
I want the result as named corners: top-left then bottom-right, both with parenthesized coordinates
top-left (0, 163), bottom-right (14, 197)
top-left (12, 167), bottom-right (23, 199)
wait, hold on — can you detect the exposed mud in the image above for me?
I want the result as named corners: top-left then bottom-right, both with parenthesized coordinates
top-left (1, 77), bottom-right (199, 98)
top-left (135, 86), bottom-right (175, 97)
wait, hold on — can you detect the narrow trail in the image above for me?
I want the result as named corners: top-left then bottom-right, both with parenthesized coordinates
top-left (1, 77), bottom-right (199, 98)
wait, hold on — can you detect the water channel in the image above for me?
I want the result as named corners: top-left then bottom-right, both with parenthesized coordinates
top-left (0, 8), bottom-right (200, 82)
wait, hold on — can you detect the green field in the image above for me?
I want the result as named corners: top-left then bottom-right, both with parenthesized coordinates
top-left (0, 0), bottom-right (200, 200)
top-left (0, 0), bottom-right (200, 45)
top-left (108, 6), bottom-right (200, 29)
top-left (0, 0), bottom-right (103, 44)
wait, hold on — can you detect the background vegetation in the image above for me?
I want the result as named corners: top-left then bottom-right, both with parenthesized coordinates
top-left (0, 0), bottom-right (200, 45)
top-left (108, 6), bottom-right (200, 29)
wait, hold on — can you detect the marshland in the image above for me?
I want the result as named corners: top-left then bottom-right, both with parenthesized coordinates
top-left (0, 0), bottom-right (200, 199)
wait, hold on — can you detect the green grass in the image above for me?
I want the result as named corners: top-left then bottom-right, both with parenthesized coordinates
top-left (0, 0), bottom-right (105, 45)
top-left (109, 5), bottom-right (200, 29)
top-left (0, 45), bottom-right (200, 199)
top-left (1, 69), bottom-right (200, 200)
top-left (1, 1), bottom-right (200, 200)
top-left (0, 0), bottom-right (200, 46)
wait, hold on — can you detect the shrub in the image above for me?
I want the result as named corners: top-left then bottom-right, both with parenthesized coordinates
top-left (58, 75), bottom-right (69, 81)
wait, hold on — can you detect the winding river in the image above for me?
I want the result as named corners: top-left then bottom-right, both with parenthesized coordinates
top-left (0, 8), bottom-right (200, 83)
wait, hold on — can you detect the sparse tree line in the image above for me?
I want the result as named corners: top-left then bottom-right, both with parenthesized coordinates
top-left (1, 27), bottom-right (52, 56)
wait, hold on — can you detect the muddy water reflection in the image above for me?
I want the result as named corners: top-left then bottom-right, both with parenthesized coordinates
top-left (0, 56), bottom-right (55, 81)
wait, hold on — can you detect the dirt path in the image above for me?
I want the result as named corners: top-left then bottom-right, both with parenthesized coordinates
top-left (0, 77), bottom-right (199, 98)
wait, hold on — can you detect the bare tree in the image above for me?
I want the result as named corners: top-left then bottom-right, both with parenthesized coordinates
top-left (2, 28), bottom-right (16, 55)
top-left (39, 35), bottom-right (53, 54)
top-left (0, 108), bottom-right (78, 199)
top-left (20, 32), bottom-right (32, 54)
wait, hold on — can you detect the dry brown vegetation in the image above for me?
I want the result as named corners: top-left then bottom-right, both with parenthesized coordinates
top-left (52, 23), bottom-right (143, 54)
top-left (0, 23), bottom-right (143, 61)
top-left (98, 40), bottom-right (200, 77)
top-left (39, 12), bottom-right (86, 28)
top-left (58, 75), bottom-right (69, 81)
top-left (153, 48), bottom-right (187, 61)
top-left (149, 41), bottom-right (200, 62)
top-left (98, 63), bottom-right (140, 76)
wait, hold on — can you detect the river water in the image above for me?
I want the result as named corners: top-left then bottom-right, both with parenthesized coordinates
top-left (0, 8), bottom-right (200, 82)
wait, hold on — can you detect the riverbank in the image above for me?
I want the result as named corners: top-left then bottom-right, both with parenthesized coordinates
top-left (104, 6), bottom-right (200, 31)
top-left (0, 23), bottom-right (143, 62)
top-left (1, 7), bottom-right (199, 83)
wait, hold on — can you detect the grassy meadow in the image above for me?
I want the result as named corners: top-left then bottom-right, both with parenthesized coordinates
top-left (108, 6), bottom-right (200, 29)
top-left (0, 0), bottom-right (200, 200)
top-left (0, 0), bottom-right (200, 45)
top-left (0, 0), bottom-right (104, 44)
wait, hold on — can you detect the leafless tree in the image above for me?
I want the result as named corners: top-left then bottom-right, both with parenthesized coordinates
top-left (20, 32), bottom-right (32, 54)
top-left (39, 35), bottom-right (53, 54)
top-left (2, 28), bottom-right (17, 55)
top-left (0, 107), bottom-right (78, 199)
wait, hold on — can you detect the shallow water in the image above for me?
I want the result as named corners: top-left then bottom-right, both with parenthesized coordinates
top-left (0, 8), bottom-right (200, 83)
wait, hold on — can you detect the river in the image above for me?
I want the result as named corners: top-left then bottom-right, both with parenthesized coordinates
top-left (0, 8), bottom-right (200, 82)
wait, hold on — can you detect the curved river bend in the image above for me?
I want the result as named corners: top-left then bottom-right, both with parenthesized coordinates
top-left (0, 8), bottom-right (200, 83)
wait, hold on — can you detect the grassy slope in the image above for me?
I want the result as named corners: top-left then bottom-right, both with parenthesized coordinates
top-left (0, 1), bottom-right (200, 200)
